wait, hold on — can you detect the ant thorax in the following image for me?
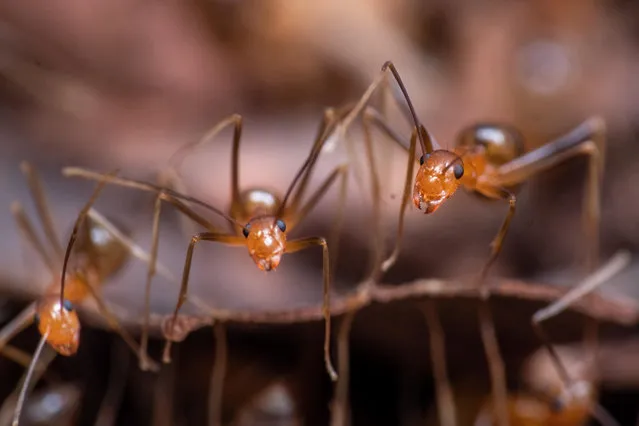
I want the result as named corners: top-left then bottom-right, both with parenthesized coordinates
top-left (243, 216), bottom-right (287, 272)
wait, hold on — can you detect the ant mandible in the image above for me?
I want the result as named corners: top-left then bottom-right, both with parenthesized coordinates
top-left (337, 61), bottom-right (605, 426)
top-left (63, 105), bottom-right (353, 381)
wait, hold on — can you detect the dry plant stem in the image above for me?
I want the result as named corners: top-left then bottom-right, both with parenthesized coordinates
top-left (421, 300), bottom-right (457, 426)
top-left (95, 342), bottom-right (130, 426)
top-left (330, 311), bottom-right (356, 426)
top-left (209, 322), bottom-right (227, 426)
top-left (532, 251), bottom-right (630, 426)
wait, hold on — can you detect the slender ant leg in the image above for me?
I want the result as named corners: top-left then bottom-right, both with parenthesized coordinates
top-left (421, 300), bottom-right (457, 426)
top-left (209, 322), bottom-right (228, 426)
top-left (163, 233), bottom-right (244, 363)
top-left (330, 311), bottom-right (356, 426)
top-left (286, 237), bottom-right (336, 380)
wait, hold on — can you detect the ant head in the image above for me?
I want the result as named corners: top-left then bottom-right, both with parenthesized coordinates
top-left (36, 297), bottom-right (81, 356)
top-left (456, 123), bottom-right (524, 166)
top-left (243, 217), bottom-right (287, 271)
top-left (413, 150), bottom-right (464, 214)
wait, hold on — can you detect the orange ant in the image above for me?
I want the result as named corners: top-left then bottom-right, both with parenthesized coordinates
top-left (337, 61), bottom-right (605, 426)
top-left (63, 106), bottom-right (352, 381)
top-left (4, 163), bottom-right (183, 425)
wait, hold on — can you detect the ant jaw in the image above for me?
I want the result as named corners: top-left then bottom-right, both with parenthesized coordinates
top-left (413, 192), bottom-right (446, 214)
top-left (254, 254), bottom-right (283, 272)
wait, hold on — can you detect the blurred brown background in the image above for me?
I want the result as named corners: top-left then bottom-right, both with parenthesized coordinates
top-left (1, 0), bottom-right (639, 425)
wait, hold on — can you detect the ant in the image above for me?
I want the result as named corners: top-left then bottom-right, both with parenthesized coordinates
top-left (63, 105), bottom-right (353, 381)
top-left (3, 162), bottom-right (182, 424)
top-left (337, 61), bottom-right (605, 426)
top-left (10, 167), bottom-right (115, 426)
top-left (471, 250), bottom-right (629, 426)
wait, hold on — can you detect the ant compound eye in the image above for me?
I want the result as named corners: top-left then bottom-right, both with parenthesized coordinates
top-left (242, 224), bottom-right (251, 238)
top-left (276, 219), bottom-right (286, 232)
top-left (62, 300), bottom-right (74, 312)
top-left (419, 155), bottom-right (424, 165)
top-left (453, 163), bottom-right (464, 179)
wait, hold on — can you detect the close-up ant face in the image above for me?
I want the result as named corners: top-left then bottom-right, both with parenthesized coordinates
top-left (243, 217), bottom-right (287, 272)
top-left (414, 151), bottom-right (464, 214)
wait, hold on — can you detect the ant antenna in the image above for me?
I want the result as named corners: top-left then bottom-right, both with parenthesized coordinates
top-left (12, 330), bottom-right (49, 426)
top-left (59, 169), bottom-right (119, 306)
top-left (276, 118), bottom-right (340, 221)
top-left (382, 61), bottom-right (430, 155)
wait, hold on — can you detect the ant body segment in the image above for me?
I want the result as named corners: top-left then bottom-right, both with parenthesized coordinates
top-left (63, 106), bottom-right (352, 381)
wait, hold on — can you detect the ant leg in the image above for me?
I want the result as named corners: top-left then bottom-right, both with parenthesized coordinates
top-left (0, 303), bottom-right (37, 353)
top-left (286, 164), bottom-right (348, 239)
top-left (161, 114), bottom-right (244, 234)
top-left (421, 300), bottom-right (457, 426)
top-left (86, 209), bottom-right (178, 285)
top-left (95, 341), bottom-right (129, 426)
top-left (286, 237), bottom-right (337, 381)
top-left (138, 195), bottom-right (162, 371)
top-left (62, 168), bottom-right (233, 232)
top-left (382, 129), bottom-right (418, 273)
top-left (163, 232), bottom-right (244, 363)
top-left (464, 186), bottom-right (512, 426)
top-left (531, 251), bottom-right (629, 426)
top-left (287, 108), bottom-right (339, 214)
top-left (82, 280), bottom-right (160, 372)
top-left (209, 322), bottom-right (227, 426)
top-left (20, 162), bottom-right (63, 259)
top-left (474, 188), bottom-right (517, 298)
top-left (360, 109), bottom-right (383, 284)
top-left (11, 202), bottom-right (55, 273)
top-left (0, 345), bottom-right (40, 369)
top-left (477, 300), bottom-right (508, 426)
top-left (495, 116), bottom-right (605, 273)
top-left (330, 311), bottom-right (356, 426)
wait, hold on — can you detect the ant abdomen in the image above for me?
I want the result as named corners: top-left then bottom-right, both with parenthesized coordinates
top-left (36, 297), bottom-right (80, 356)
top-left (456, 123), bottom-right (525, 166)
top-left (72, 215), bottom-right (131, 281)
